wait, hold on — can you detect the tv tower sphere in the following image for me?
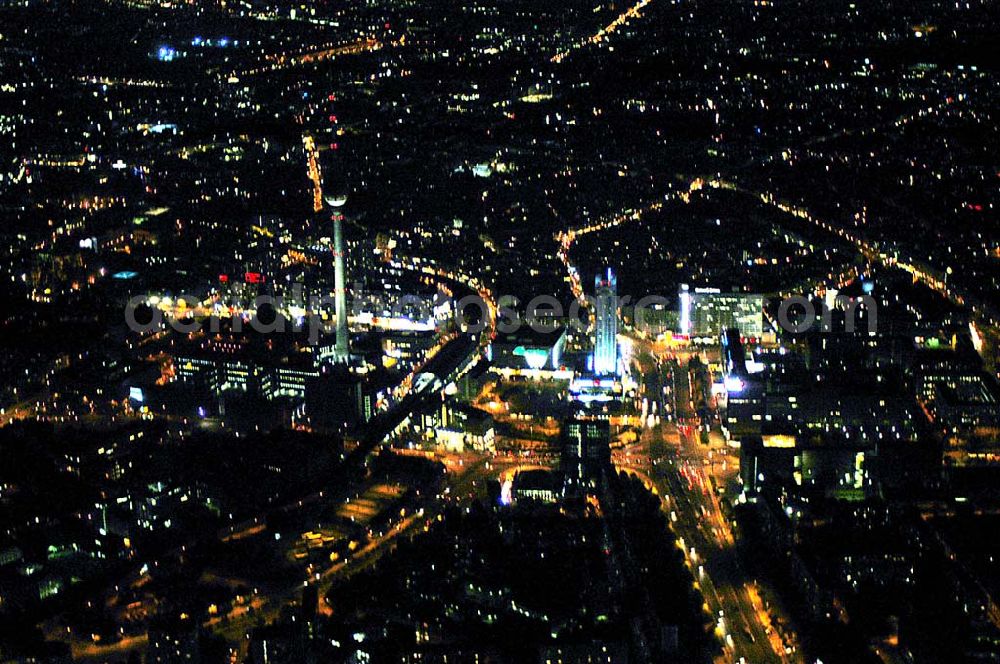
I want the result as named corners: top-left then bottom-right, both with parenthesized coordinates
top-left (325, 194), bottom-right (348, 208)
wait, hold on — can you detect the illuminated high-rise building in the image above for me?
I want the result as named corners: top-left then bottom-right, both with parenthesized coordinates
top-left (593, 268), bottom-right (619, 376)
top-left (679, 285), bottom-right (763, 339)
top-left (562, 418), bottom-right (611, 490)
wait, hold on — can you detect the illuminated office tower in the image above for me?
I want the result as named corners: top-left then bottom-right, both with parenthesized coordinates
top-left (593, 268), bottom-right (619, 376)
top-left (679, 284), bottom-right (763, 339)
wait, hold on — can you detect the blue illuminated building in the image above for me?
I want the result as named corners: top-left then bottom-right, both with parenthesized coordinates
top-left (593, 268), bottom-right (619, 376)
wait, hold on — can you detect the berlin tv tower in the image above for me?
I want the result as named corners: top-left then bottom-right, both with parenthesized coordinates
top-left (303, 134), bottom-right (350, 363)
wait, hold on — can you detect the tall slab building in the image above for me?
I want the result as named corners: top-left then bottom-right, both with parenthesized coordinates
top-left (593, 268), bottom-right (619, 376)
